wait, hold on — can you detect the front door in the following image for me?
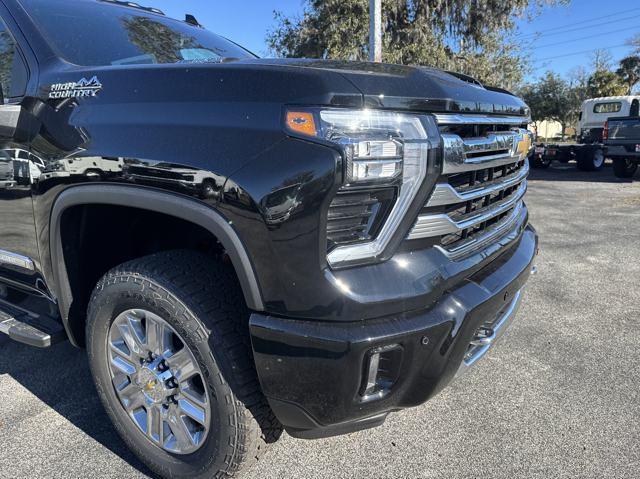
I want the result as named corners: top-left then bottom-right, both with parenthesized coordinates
top-left (0, 15), bottom-right (38, 290)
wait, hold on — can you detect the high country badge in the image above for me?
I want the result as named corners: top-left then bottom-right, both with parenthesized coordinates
top-left (49, 76), bottom-right (102, 99)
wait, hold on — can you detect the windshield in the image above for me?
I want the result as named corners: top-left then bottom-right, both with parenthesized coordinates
top-left (20, 0), bottom-right (256, 66)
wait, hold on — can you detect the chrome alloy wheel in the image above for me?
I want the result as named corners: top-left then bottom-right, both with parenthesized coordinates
top-left (107, 309), bottom-right (211, 455)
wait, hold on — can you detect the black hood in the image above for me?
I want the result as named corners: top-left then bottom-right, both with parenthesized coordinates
top-left (241, 58), bottom-right (529, 117)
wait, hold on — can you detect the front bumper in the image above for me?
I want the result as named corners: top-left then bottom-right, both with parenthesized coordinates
top-left (250, 225), bottom-right (538, 439)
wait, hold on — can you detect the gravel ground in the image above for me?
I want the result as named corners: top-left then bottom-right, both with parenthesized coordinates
top-left (1, 162), bottom-right (639, 479)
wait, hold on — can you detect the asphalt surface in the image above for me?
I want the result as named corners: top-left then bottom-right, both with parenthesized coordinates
top-left (1, 162), bottom-right (639, 479)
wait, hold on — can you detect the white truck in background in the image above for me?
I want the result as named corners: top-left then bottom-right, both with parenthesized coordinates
top-left (578, 96), bottom-right (640, 144)
top-left (538, 96), bottom-right (640, 172)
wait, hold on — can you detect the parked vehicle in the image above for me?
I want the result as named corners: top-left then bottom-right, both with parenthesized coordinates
top-left (604, 116), bottom-right (640, 179)
top-left (44, 156), bottom-right (124, 179)
top-left (122, 162), bottom-right (223, 199)
top-left (6, 148), bottom-right (45, 184)
top-left (575, 96), bottom-right (640, 171)
top-left (0, 0), bottom-right (538, 478)
top-left (539, 96), bottom-right (640, 172)
top-left (0, 152), bottom-right (14, 188)
top-left (531, 143), bottom-right (552, 168)
top-left (578, 96), bottom-right (640, 144)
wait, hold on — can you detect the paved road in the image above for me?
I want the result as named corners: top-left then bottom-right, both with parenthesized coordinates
top-left (1, 163), bottom-right (639, 479)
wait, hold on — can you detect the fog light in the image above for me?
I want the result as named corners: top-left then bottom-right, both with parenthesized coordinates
top-left (360, 344), bottom-right (403, 402)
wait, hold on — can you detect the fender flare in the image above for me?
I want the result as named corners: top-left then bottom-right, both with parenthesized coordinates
top-left (50, 184), bottom-right (264, 343)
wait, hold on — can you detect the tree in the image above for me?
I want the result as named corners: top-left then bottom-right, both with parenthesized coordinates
top-left (539, 72), bottom-right (575, 140)
top-left (590, 49), bottom-right (613, 73)
top-left (629, 34), bottom-right (640, 54)
top-left (522, 71), bottom-right (583, 140)
top-left (587, 70), bottom-right (627, 98)
top-left (520, 84), bottom-right (548, 128)
top-left (267, 0), bottom-right (566, 90)
top-left (616, 56), bottom-right (640, 94)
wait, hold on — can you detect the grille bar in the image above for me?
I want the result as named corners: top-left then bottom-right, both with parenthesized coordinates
top-left (434, 114), bottom-right (529, 125)
top-left (408, 180), bottom-right (527, 239)
top-left (440, 202), bottom-right (526, 259)
top-left (441, 130), bottom-right (526, 174)
top-left (428, 160), bottom-right (529, 207)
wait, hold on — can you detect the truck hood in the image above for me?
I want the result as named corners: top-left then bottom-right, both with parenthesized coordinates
top-left (240, 58), bottom-right (529, 117)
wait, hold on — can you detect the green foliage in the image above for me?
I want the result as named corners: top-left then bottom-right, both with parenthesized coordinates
top-left (520, 71), bottom-right (580, 138)
top-left (616, 56), bottom-right (640, 95)
top-left (267, 0), bottom-right (566, 90)
top-left (587, 70), bottom-right (627, 98)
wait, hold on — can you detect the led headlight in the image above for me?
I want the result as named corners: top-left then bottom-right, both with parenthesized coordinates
top-left (286, 108), bottom-right (433, 267)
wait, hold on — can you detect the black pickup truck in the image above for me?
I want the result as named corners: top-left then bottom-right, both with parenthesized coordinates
top-left (0, 0), bottom-right (538, 477)
top-left (605, 117), bottom-right (640, 179)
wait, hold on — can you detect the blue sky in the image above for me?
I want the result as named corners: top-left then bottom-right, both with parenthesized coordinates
top-left (514, 0), bottom-right (639, 81)
top-left (138, 0), bottom-right (638, 81)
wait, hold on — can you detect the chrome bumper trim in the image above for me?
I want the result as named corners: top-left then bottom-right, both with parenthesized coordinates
top-left (456, 287), bottom-right (524, 377)
top-left (0, 249), bottom-right (35, 271)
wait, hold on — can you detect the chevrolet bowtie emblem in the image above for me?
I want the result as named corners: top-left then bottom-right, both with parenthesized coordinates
top-left (144, 380), bottom-right (157, 392)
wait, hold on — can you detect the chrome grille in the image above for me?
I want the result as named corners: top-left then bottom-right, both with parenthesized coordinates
top-left (408, 115), bottom-right (530, 259)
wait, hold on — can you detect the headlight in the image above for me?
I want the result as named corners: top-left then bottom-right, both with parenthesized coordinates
top-left (286, 108), bottom-right (435, 267)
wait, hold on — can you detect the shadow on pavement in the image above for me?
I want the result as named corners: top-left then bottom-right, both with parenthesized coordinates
top-left (528, 161), bottom-right (637, 184)
top-left (0, 335), bottom-right (155, 478)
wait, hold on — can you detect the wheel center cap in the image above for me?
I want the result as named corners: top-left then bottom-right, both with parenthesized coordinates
top-left (137, 367), bottom-right (166, 403)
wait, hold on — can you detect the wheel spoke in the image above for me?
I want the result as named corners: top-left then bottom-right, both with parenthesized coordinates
top-left (117, 382), bottom-right (145, 411)
top-left (168, 408), bottom-right (194, 449)
top-left (110, 338), bottom-right (135, 362)
top-left (178, 397), bottom-right (207, 425)
top-left (146, 406), bottom-right (163, 444)
top-left (111, 355), bottom-right (137, 376)
top-left (166, 348), bottom-right (197, 382)
top-left (145, 315), bottom-right (171, 357)
top-left (117, 317), bottom-right (146, 358)
top-left (112, 372), bottom-right (130, 392)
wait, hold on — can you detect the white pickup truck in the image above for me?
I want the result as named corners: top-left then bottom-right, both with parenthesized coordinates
top-left (537, 96), bottom-right (640, 172)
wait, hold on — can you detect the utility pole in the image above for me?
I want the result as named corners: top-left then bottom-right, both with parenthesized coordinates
top-left (369, 0), bottom-right (382, 62)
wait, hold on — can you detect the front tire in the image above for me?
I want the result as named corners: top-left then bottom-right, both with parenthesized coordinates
top-left (613, 158), bottom-right (638, 179)
top-left (86, 250), bottom-right (281, 478)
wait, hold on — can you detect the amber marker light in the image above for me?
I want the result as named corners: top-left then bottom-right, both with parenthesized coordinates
top-left (286, 111), bottom-right (318, 137)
